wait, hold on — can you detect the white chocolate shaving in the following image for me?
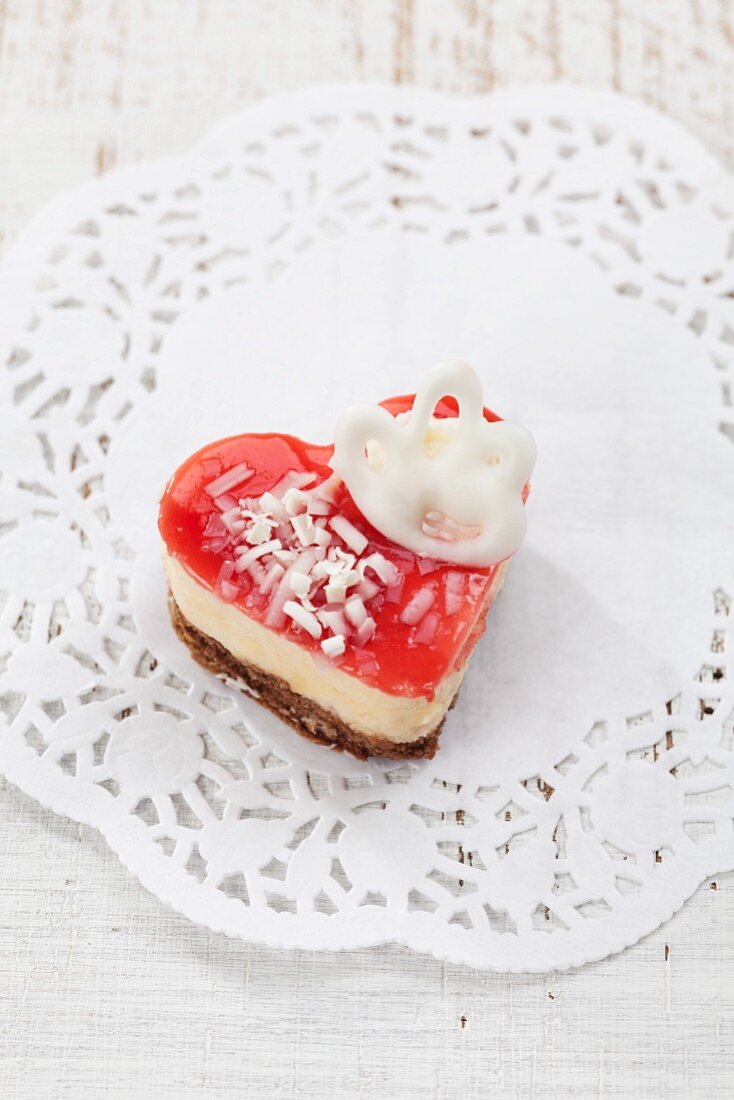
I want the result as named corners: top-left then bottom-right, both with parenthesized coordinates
top-left (222, 516), bottom-right (247, 535)
top-left (259, 562), bottom-right (284, 594)
top-left (318, 608), bottom-right (349, 636)
top-left (444, 571), bottom-right (465, 614)
top-left (329, 515), bottom-right (368, 556)
top-left (356, 577), bottom-right (380, 601)
top-left (271, 470), bottom-right (317, 497)
top-left (220, 506), bottom-right (242, 525)
top-left (289, 571), bottom-right (311, 597)
top-left (324, 580), bottom-right (348, 603)
top-left (213, 494), bottom-right (238, 512)
top-left (259, 491), bottom-right (288, 520)
top-left (354, 617), bottom-right (376, 647)
top-left (204, 462), bottom-right (254, 498)
top-left (291, 513), bottom-right (316, 546)
top-left (313, 473), bottom-right (341, 503)
top-left (246, 516), bottom-right (277, 545)
top-left (399, 585), bottom-right (436, 625)
top-left (344, 595), bottom-right (368, 628)
top-left (414, 610), bottom-right (439, 645)
top-left (313, 526), bottom-right (332, 548)
top-left (331, 360), bottom-right (536, 566)
top-left (283, 600), bottom-right (322, 638)
top-left (272, 548), bottom-right (297, 563)
top-left (283, 487), bottom-right (309, 516)
top-left (219, 580), bottom-right (239, 602)
top-left (359, 552), bottom-right (399, 586)
top-left (332, 548), bottom-right (356, 569)
top-left (234, 539), bottom-right (282, 572)
top-left (264, 574), bottom-right (291, 628)
top-left (321, 634), bottom-right (346, 657)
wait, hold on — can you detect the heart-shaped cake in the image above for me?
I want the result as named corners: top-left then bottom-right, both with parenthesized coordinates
top-left (159, 361), bottom-right (535, 759)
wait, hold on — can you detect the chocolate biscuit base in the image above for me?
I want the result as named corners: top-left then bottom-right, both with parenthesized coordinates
top-left (168, 595), bottom-right (444, 760)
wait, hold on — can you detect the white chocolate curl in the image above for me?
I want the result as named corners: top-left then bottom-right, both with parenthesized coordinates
top-left (331, 360), bottom-right (537, 567)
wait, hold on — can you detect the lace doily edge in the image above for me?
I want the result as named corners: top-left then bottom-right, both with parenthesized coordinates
top-left (2, 733), bottom-right (729, 972)
top-left (0, 81), bottom-right (723, 306)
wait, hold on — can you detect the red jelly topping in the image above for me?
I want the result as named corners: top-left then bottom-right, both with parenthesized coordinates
top-left (158, 394), bottom-right (509, 700)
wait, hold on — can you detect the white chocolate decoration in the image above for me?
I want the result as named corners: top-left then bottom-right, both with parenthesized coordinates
top-left (330, 360), bottom-right (537, 567)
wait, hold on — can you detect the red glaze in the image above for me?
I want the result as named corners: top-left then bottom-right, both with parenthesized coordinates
top-left (159, 394), bottom-right (509, 700)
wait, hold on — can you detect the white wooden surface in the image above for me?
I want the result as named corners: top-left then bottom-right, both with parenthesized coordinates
top-left (0, 3), bottom-right (732, 1097)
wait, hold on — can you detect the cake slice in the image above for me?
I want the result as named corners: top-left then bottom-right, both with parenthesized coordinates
top-left (158, 361), bottom-right (535, 759)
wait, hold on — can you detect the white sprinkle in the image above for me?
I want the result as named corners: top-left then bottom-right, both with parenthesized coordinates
top-left (243, 506), bottom-right (277, 524)
top-left (234, 539), bottom-right (281, 572)
top-left (360, 552), bottom-right (399, 585)
top-left (291, 513), bottom-right (316, 546)
top-left (246, 560), bottom-right (269, 587)
top-left (314, 473), bottom-right (341, 502)
top-left (294, 548), bottom-right (319, 576)
top-left (317, 608), bottom-right (349, 636)
top-left (219, 512), bottom-right (241, 535)
top-left (416, 555), bottom-right (440, 574)
top-left (332, 548), bottom-right (356, 570)
top-left (344, 595), bottom-right (368, 628)
top-left (385, 575), bottom-right (405, 604)
top-left (259, 492), bottom-right (288, 520)
top-left (414, 610), bottom-right (440, 645)
top-left (284, 600), bottom-right (322, 638)
top-left (307, 498), bottom-right (332, 517)
top-left (314, 563), bottom-right (341, 580)
top-left (400, 585), bottom-right (436, 625)
top-left (325, 580), bottom-right (347, 603)
top-left (220, 513), bottom-right (246, 535)
top-left (339, 569), bottom-right (361, 591)
top-left (220, 580), bottom-right (239, 602)
top-left (356, 576), bottom-right (380, 601)
top-left (272, 548), bottom-right (297, 564)
top-left (204, 462), bottom-right (254, 498)
top-left (216, 560), bottom-right (236, 589)
top-left (289, 571), bottom-right (311, 597)
top-left (321, 634), bottom-right (346, 657)
top-left (329, 514), bottom-right (368, 555)
top-left (354, 616), bottom-right (376, 647)
top-left (214, 494), bottom-right (238, 512)
top-left (270, 470), bottom-right (317, 497)
top-left (264, 574), bottom-right (290, 628)
top-left (313, 526), bottom-right (332, 548)
top-left (246, 517), bottom-right (276, 545)
top-left (259, 562), bottom-right (284, 594)
top-left (444, 571), bottom-right (465, 615)
top-left (283, 487), bottom-right (309, 516)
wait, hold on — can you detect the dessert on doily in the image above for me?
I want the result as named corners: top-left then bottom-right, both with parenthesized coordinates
top-left (158, 361), bottom-right (536, 759)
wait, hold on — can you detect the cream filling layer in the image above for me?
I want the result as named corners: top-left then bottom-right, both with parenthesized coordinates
top-left (164, 552), bottom-right (465, 744)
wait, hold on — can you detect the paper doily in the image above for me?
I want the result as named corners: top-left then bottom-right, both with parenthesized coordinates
top-left (0, 85), bottom-right (732, 971)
